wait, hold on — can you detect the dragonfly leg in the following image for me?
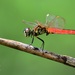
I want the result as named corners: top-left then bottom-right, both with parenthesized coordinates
top-left (36, 36), bottom-right (44, 50)
top-left (29, 36), bottom-right (34, 45)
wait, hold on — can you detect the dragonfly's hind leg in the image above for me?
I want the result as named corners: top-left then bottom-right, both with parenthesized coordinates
top-left (36, 36), bottom-right (44, 50)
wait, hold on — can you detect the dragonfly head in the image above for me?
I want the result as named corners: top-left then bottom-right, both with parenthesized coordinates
top-left (24, 28), bottom-right (31, 37)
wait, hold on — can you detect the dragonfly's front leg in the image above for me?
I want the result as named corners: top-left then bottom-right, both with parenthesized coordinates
top-left (29, 35), bottom-right (34, 45)
top-left (36, 36), bottom-right (44, 50)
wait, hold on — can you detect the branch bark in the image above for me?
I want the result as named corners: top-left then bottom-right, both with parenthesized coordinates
top-left (0, 38), bottom-right (75, 68)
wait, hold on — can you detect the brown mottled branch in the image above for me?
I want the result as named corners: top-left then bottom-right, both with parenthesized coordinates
top-left (0, 38), bottom-right (75, 68)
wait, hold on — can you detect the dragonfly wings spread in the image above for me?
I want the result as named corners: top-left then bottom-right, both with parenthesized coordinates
top-left (23, 14), bottom-right (65, 29)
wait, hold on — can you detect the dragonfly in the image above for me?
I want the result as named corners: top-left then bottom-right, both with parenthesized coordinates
top-left (23, 14), bottom-right (75, 50)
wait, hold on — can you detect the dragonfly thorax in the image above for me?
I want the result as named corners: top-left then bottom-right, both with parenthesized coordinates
top-left (34, 26), bottom-right (47, 36)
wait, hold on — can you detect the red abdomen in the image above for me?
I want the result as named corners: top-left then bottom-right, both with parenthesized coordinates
top-left (47, 28), bottom-right (75, 34)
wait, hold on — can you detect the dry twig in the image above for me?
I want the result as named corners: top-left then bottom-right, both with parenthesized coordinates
top-left (0, 38), bottom-right (75, 68)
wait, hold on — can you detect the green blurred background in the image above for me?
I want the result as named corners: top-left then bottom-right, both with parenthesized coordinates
top-left (0, 0), bottom-right (75, 75)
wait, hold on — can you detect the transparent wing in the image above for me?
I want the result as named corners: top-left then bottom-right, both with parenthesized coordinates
top-left (45, 14), bottom-right (65, 29)
top-left (22, 20), bottom-right (38, 27)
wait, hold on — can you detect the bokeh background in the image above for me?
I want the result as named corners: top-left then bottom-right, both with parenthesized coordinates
top-left (0, 0), bottom-right (75, 75)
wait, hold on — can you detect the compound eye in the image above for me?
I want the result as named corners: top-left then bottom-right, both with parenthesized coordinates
top-left (25, 28), bottom-right (30, 32)
top-left (24, 28), bottom-right (31, 37)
